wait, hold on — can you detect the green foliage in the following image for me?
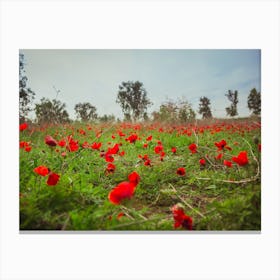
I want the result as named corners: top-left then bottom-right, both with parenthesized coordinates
top-left (74, 102), bottom-right (98, 122)
top-left (99, 114), bottom-right (116, 123)
top-left (225, 90), bottom-right (239, 117)
top-left (116, 81), bottom-right (152, 122)
top-left (20, 119), bottom-right (261, 231)
top-left (35, 98), bottom-right (70, 124)
top-left (152, 98), bottom-right (196, 123)
top-left (248, 88), bottom-right (261, 115)
top-left (19, 53), bottom-right (35, 122)
top-left (198, 96), bottom-right (212, 119)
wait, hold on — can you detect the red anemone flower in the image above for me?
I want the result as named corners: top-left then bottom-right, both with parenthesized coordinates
top-left (199, 158), bottom-right (206, 166)
top-left (105, 153), bottom-right (114, 163)
top-left (19, 123), bottom-right (28, 131)
top-left (215, 139), bottom-right (227, 150)
top-left (106, 163), bottom-right (116, 173)
top-left (25, 146), bottom-right (32, 152)
top-left (47, 172), bottom-right (60, 186)
top-left (171, 204), bottom-right (193, 230)
top-left (188, 143), bottom-right (197, 153)
top-left (146, 135), bottom-right (152, 141)
top-left (108, 171), bottom-right (140, 205)
top-left (232, 151), bottom-right (249, 166)
top-left (91, 142), bottom-right (102, 150)
top-left (223, 160), bottom-right (232, 168)
top-left (215, 153), bottom-right (223, 160)
top-left (58, 139), bottom-right (66, 147)
top-left (176, 167), bottom-right (186, 176)
top-left (154, 145), bottom-right (163, 154)
top-left (171, 147), bottom-right (177, 154)
top-left (45, 135), bottom-right (57, 146)
top-left (34, 165), bottom-right (49, 176)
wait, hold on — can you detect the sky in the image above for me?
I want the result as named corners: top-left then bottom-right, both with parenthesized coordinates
top-left (20, 49), bottom-right (261, 120)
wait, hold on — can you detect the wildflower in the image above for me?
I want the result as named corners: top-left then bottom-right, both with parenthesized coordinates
top-left (108, 171), bottom-right (140, 205)
top-left (188, 143), bottom-right (197, 153)
top-left (215, 153), bottom-right (223, 160)
top-left (143, 143), bottom-right (148, 148)
top-left (105, 153), bottom-right (114, 163)
top-left (171, 147), bottom-right (177, 154)
top-left (199, 158), bottom-right (206, 166)
top-left (106, 163), bottom-right (116, 173)
top-left (154, 145), bottom-right (163, 154)
top-left (146, 135), bottom-right (152, 141)
top-left (258, 144), bottom-right (261, 152)
top-left (171, 203), bottom-right (193, 230)
top-left (215, 139), bottom-right (227, 150)
top-left (126, 134), bottom-right (138, 143)
top-left (176, 167), bottom-right (186, 176)
top-left (232, 151), bottom-right (249, 166)
top-left (91, 142), bottom-right (102, 150)
top-left (45, 135), bottom-right (57, 146)
top-left (58, 139), bottom-right (66, 147)
top-left (223, 160), bottom-right (232, 168)
top-left (25, 146), bottom-right (32, 152)
top-left (34, 165), bottom-right (49, 176)
top-left (117, 212), bottom-right (125, 220)
top-left (47, 172), bottom-right (60, 186)
top-left (19, 123), bottom-right (28, 131)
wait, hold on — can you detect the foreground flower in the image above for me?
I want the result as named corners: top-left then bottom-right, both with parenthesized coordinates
top-left (176, 167), bottom-right (186, 176)
top-left (171, 203), bottom-right (193, 230)
top-left (34, 165), bottom-right (49, 176)
top-left (106, 163), bottom-right (116, 173)
top-left (19, 123), bottom-right (28, 131)
top-left (47, 172), bottom-right (60, 186)
top-left (108, 171), bottom-right (140, 205)
top-left (45, 135), bottom-right (57, 146)
top-left (232, 151), bottom-right (249, 166)
top-left (188, 143), bottom-right (197, 153)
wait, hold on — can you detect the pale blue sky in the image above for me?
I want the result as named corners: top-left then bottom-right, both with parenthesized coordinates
top-left (20, 49), bottom-right (261, 120)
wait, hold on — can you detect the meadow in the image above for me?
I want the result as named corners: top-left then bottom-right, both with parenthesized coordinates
top-left (19, 118), bottom-right (261, 231)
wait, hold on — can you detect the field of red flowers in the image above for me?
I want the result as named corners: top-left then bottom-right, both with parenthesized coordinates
top-left (19, 118), bottom-right (261, 230)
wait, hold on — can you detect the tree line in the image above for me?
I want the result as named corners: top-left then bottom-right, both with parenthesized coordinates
top-left (19, 54), bottom-right (261, 124)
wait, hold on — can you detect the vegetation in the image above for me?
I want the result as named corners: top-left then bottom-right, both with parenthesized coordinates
top-left (19, 53), bottom-right (35, 122)
top-left (116, 81), bottom-right (152, 122)
top-left (35, 98), bottom-right (70, 124)
top-left (248, 88), bottom-right (261, 115)
top-left (74, 102), bottom-right (98, 122)
top-left (19, 118), bottom-right (261, 231)
top-left (198, 96), bottom-right (212, 119)
top-left (225, 90), bottom-right (239, 117)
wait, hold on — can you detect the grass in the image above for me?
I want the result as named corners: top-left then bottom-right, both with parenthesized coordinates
top-left (19, 118), bottom-right (261, 231)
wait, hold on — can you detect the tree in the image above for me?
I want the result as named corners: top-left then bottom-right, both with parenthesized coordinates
top-left (99, 114), bottom-right (116, 123)
top-left (116, 81), bottom-right (152, 122)
top-left (225, 90), bottom-right (238, 117)
top-left (35, 98), bottom-right (70, 124)
top-left (152, 98), bottom-right (196, 123)
top-left (74, 102), bottom-right (98, 122)
top-left (19, 53), bottom-right (35, 121)
top-left (247, 88), bottom-right (261, 115)
top-left (198, 96), bottom-right (212, 119)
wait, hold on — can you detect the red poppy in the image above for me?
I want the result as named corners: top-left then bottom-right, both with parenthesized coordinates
top-left (108, 143), bottom-right (119, 155)
top-left (258, 144), bottom-right (261, 152)
top-left (19, 123), bottom-right (28, 131)
top-left (144, 159), bottom-right (151, 166)
top-left (67, 136), bottom-right (79, 152)
top-left (117, 212), bottom-right (125, 220)
top-left (105, 153), bottom-right (114, 163)
top-left (34, 165), bottom-right (49, 176)
top-left (143, 143), bottom-right (148, 148)
top-left (20, 141), bottom-right (29, 148)
top-left (58, 139), bottom-right (66, 147)
top-left (91, 142), bottom-right (102, 150)
top-left (154, 145), bottom-right (163, 154)
top-left (145, 135), bottom-right (152, 141)
top-left (47, 172), bottom-right (60, 186)
top-left (223, 160), bottom-right (232, 168)
top-left (108, 181), bottom-right (136, 205)
top-left (171, 147), bottom-right (177, 154)
top-left (126, 134), bottom-right (138, 143)
top-left (199, 158), bottom-right (206, 166)
top-left (171, 204), bottom-right (193, 230)
top-left (106, 163), bottom-right (116, 173)
top-left (128, 171), bottom-right (140, 185)
top-left (215, 139), bottom-right (227, 150)
top-left (232, 151), bottom-right (249, 166)
top-left (188, 143), bottom-right (197, 153)
top-left (215, 153), bottom-right (223, 160)
top-left (45, 135), bottom-right (57, 146)
top-left (25, 146), bottom-right (32, 152)
top-left (176, 167), bottom-right (186, 176)
top-left (119, 151), bottom-right (125, 156)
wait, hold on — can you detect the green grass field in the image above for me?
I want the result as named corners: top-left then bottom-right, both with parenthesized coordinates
top-left (19, 118), bottom-right (261, 231)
